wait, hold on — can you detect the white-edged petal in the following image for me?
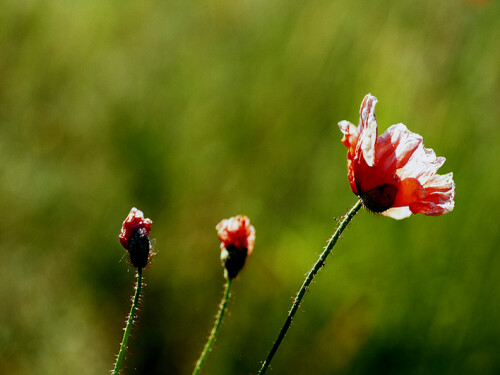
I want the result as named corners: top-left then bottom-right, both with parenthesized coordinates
top-left (358, 94), bottom-right (378, 166)
top-left (423, 172), bottom-right (455, 191)
top-left (376, 123), bottom-right (446, 185)
top-left (382, 207), bottom-right (412, 220)
top-left (338, 120), bottom-right (358, 137)
top-left (399, 143), bottom-right (445, 185)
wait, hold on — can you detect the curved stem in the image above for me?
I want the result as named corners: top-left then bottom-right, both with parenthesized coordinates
top-left (258, 199), bottom-right (363, 374)
top-left (192, 278), bottom-right (233, 375)
top-left (112, 268), bottom-right (143, 375)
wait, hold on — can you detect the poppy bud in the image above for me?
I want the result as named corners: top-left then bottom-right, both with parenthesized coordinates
top-left (216, 215), bottom-right (255, 280)
top-left (119, 207), bottom-right (153, 269)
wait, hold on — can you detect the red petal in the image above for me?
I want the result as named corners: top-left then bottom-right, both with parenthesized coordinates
top-left (338, 120), bottom-right (359, 195)
top-left (353, 158), bottom-right (396, 194)
top-left (393, 178), bottom-right (425, 207)
top-left (119, 208), bottom-right (152, 250)
top-left (216, 215), bottom-right (255, 255)
top-left (409, 173), bottom-right (455, 216)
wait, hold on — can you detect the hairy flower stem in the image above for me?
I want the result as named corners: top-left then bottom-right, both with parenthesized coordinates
top-left (192, 279), bottom-right (233, 375)
top-left (258, 199), bottom-right (363, 375)
top-left (112, 269), bottom-right (143, 375)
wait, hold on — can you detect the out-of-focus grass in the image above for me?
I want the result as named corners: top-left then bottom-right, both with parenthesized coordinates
top-left (0, 0), bottom-right (499, 374)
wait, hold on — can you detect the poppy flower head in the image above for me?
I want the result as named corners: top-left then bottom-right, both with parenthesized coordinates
top-left (216, 215), bottom-right (255, 255)
top-left (338, 94), bottom-right (455, 219)
top-left (119, 207), bottom-right (153, 268)
top-left (216, 215), bottom-right (255, 279)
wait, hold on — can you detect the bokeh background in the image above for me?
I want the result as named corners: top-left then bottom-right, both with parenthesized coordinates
top-left (1, 0), bottom-right (499, 374)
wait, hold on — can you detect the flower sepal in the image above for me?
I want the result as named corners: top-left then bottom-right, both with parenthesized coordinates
top-left (128, 228), bottom-right (151, 269)
top-left (220, 244), bottom-right (248, 280)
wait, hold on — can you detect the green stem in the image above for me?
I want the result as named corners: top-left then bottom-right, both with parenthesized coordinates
top-left (192, 278), bottom-right (233, 375)
top-left (112, 268), bottom-right (143, 375)
top-left (258, 199), bottom-right (363, 375)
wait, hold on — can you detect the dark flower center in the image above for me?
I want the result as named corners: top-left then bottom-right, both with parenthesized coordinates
top-left (360, 184), bottom-right (398, 213)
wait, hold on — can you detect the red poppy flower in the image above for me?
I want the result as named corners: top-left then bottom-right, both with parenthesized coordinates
top-left (216, 215), bottom-right (255, 255)
top-left (119, 207), bottom-right (153, 250)
top-left (338, 94), bottom-right (455, 219)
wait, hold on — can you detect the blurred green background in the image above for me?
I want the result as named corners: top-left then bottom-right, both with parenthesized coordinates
top-left (1, 0), bottom-right (499, 374)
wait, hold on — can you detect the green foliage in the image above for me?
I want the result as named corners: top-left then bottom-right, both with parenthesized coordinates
top-left (0, 0), bottom-right (499, 374)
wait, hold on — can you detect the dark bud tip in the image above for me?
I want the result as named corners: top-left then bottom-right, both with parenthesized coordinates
top-left (128, 228), bottom-right (151, 269)
top-left (221, 244), bottom-right (248, 280)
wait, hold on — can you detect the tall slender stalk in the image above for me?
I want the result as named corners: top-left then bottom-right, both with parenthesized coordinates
top-left (258, 199), bottom-right (363, 374)
top-left (112, 268), bottom-right (143, 375)
top-left (192, 279), bottom-right (233, 375)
